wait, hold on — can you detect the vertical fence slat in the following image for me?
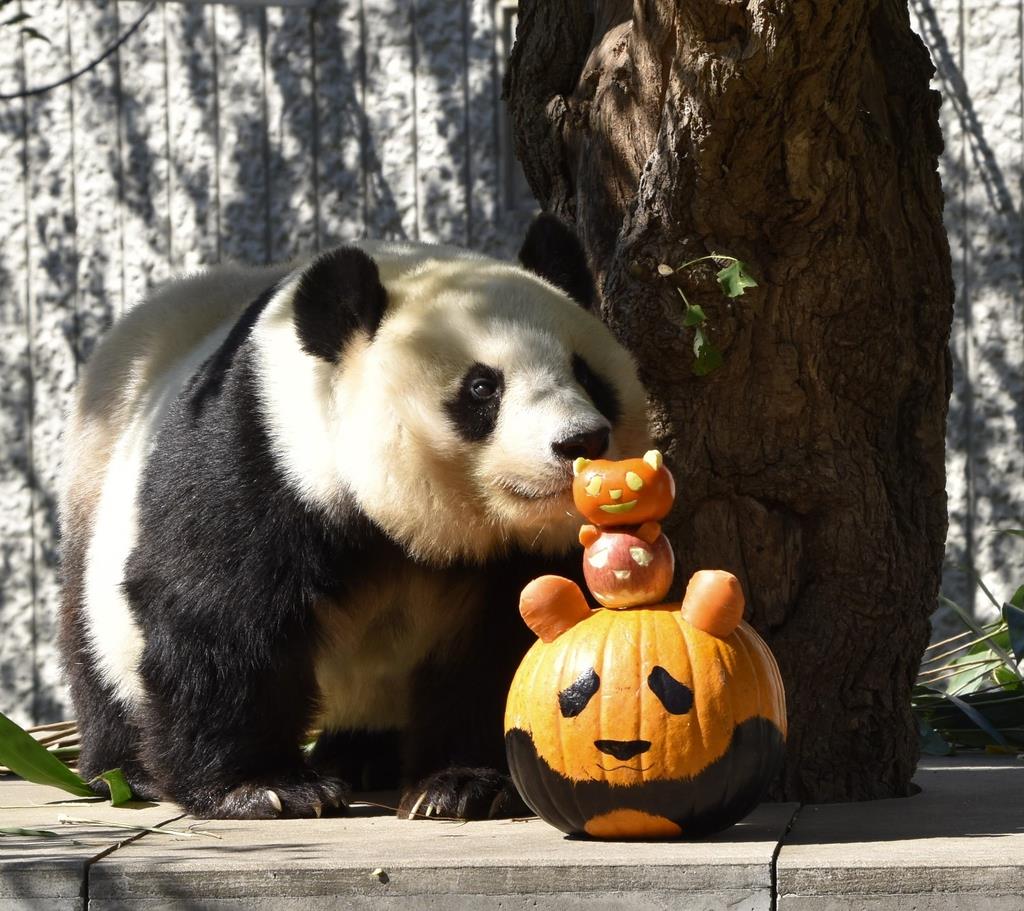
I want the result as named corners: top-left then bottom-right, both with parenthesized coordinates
top-left (0, 18), bottom-right (36, 725)
top-left (313, 0), bottom-right (364, 247)
top-left (960, 0), bottom-right (1024, 612)
top-left (23, 0), bottom-right (79, 722)
top-left (412, 0), bottom-right (467, 245)
top-left (363, 0), bottom-right (417, 239)
top-left (216, 3), bottom-right (271, 264)
top-left (265, 4), bottom-right (318, 260)
top-left (69, 0), bottom-right (122, 364)
top-left (118, 0), bottom-right (173, 304)
top-left (166, 1), bottom-right (221, 271)
top-left (466, 0), bottom-right (500, 254)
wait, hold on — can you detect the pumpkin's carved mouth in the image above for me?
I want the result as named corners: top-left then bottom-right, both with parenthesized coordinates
top-left (598, 500), bottom-right (638, 514)
top-left (595, 762), bottom-right (652, 773)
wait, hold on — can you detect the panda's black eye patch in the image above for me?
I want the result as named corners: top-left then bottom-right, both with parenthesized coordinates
top-left (572, 354), bottom-right (620, 425)
top-left (445, 363), bottom-right (504, 442)
top-left (558, 667), bottom-right (600, 718)
top-left (647, 666), bottom-right (694, 715)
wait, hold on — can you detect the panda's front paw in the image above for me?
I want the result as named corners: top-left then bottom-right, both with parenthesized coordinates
top-left (399, 767), bottom-right (530, 821)
top-left (182, 771), bottom-right (350, 819)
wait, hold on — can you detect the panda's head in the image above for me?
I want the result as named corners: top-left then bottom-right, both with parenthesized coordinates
top-left (254, 216), bottom-right (650, 563)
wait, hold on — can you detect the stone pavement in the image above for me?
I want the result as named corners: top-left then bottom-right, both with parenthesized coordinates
top-left (0, 756), bottom-right (1020, 910)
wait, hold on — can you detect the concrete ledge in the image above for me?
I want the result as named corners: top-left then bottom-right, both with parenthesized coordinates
top-left (0, 782), bottom-right (183, 911)
top-left (90, 802), bottom-right (797, 910)
top-left (2, 757), bottom-right (1021, 910)
top-left (777, 757), bottom-right (1024, 910)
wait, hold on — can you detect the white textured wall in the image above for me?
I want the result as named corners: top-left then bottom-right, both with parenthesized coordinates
top-left (0, 0), bottom-right (1020, 724)
top-left (913, 0), bottom-right (1024, 633)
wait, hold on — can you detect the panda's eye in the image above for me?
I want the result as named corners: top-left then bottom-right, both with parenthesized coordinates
top-left (470, 377), bottom-right (497, 400)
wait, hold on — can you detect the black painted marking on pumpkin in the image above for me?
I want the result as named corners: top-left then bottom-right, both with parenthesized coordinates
top-left (647, 666), bottom-right (694, 715)
top-left (593, 739), bottom-right (651, 761)
top-left (558, 667), bottom-right (600, 718)
top-left (505, 716), bottom-right (786, 838)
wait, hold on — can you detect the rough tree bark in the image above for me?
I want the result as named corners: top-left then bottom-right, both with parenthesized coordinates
top-left (507, 0), bottom-right (953, 802)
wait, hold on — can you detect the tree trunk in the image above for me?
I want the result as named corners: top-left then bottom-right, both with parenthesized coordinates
top-left (507, 0), bottom-right (953, 802)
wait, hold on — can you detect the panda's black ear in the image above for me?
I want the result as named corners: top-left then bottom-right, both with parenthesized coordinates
top-left (292, 247), bottom-right (388, 362)
top-left (518, 213), bottom-right (596, 310)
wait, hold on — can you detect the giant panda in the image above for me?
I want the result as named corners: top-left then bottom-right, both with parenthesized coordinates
top-left (58, 215), bottom-right (650, 820)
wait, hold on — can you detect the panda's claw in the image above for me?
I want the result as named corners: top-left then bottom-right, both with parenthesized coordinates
top-left (181, 772), bottom-right (350, 819)
top-left (404, 791), bottom-right (428, 820)
top-left (265, 789), bottom-right (283, 815)
top-left (398, 767), bottom-right (529, 821)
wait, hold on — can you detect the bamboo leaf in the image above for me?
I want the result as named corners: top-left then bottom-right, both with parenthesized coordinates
top-left (0, 712), bottom-right (93, 798)
top-left (96, 769), bottom-right (134, 807)
top-left (1004, 601), bottom-right (1024, 664)
top-left (939, 595), bottom-right (1021, 680)
top-left (0, 826), bottom-right (61, 837)
top-left (944, 692), bottom-right (1010, 747)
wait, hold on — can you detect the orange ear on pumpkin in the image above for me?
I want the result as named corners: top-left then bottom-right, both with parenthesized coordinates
top-left (519, 576), bottom-right (591, 643)
top-left (681, 570), bottom-right (745, 639)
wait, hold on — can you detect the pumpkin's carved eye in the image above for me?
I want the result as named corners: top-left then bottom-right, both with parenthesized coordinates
top-left (648, 666), bottom-right (694, 715)
top-left (585, 475), bottom-right (603, 497)
top-left (559, 667), bottom-right (600, 718)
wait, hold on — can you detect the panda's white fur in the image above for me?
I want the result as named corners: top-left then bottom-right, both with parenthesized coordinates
top-left (59, 222), bottom-right (650, 819)
top-left (253, 241), bottom-right (646, 563)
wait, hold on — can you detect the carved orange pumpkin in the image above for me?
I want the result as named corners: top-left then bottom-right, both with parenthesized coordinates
top-left (572, 450), bottom-right (675, 526)
top-left (506, 572), bottom-right (787, 839)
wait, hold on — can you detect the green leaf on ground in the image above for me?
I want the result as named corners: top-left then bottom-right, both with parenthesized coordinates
top-left (0, 827), bottom-right (61, 837)
top-left (0, 712), bottom-right (93, 798)
top-left (692, 327), bottom-right (724, 376)
top-left (96, 769), bottom-right (134, 807)
top-left (716, 260), bottom-right (757, 298)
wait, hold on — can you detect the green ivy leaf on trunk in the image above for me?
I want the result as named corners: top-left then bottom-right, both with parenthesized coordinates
top-left (716, 260), bottom-right (757, 298)
top-left (693, 327), bottom-right (723, 376)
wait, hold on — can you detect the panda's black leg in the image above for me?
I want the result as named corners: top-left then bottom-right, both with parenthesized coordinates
top-left (60, 606), bottom-right (159, 800)
top-left (399, 552), bottom-right (585, 821)
top-left (399, 568), bottom-right (542, 820)
top-left (134, 630), bottom-right (349, 819)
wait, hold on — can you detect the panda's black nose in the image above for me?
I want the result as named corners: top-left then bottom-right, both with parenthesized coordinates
top-left (552, 427), bottom-right (610, 462)
top-left (594, 739), bottom-right (651, 761)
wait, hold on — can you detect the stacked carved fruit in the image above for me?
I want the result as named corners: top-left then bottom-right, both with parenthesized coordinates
top-left (504, 451), bottom-right (787, 839)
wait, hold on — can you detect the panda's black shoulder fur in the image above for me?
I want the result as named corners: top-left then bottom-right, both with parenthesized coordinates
top-left (121, 260), bottom-right (397, 805)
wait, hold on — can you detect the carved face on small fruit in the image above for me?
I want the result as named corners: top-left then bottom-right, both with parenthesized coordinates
top-left (572, 450), bottom-right (675, 526)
